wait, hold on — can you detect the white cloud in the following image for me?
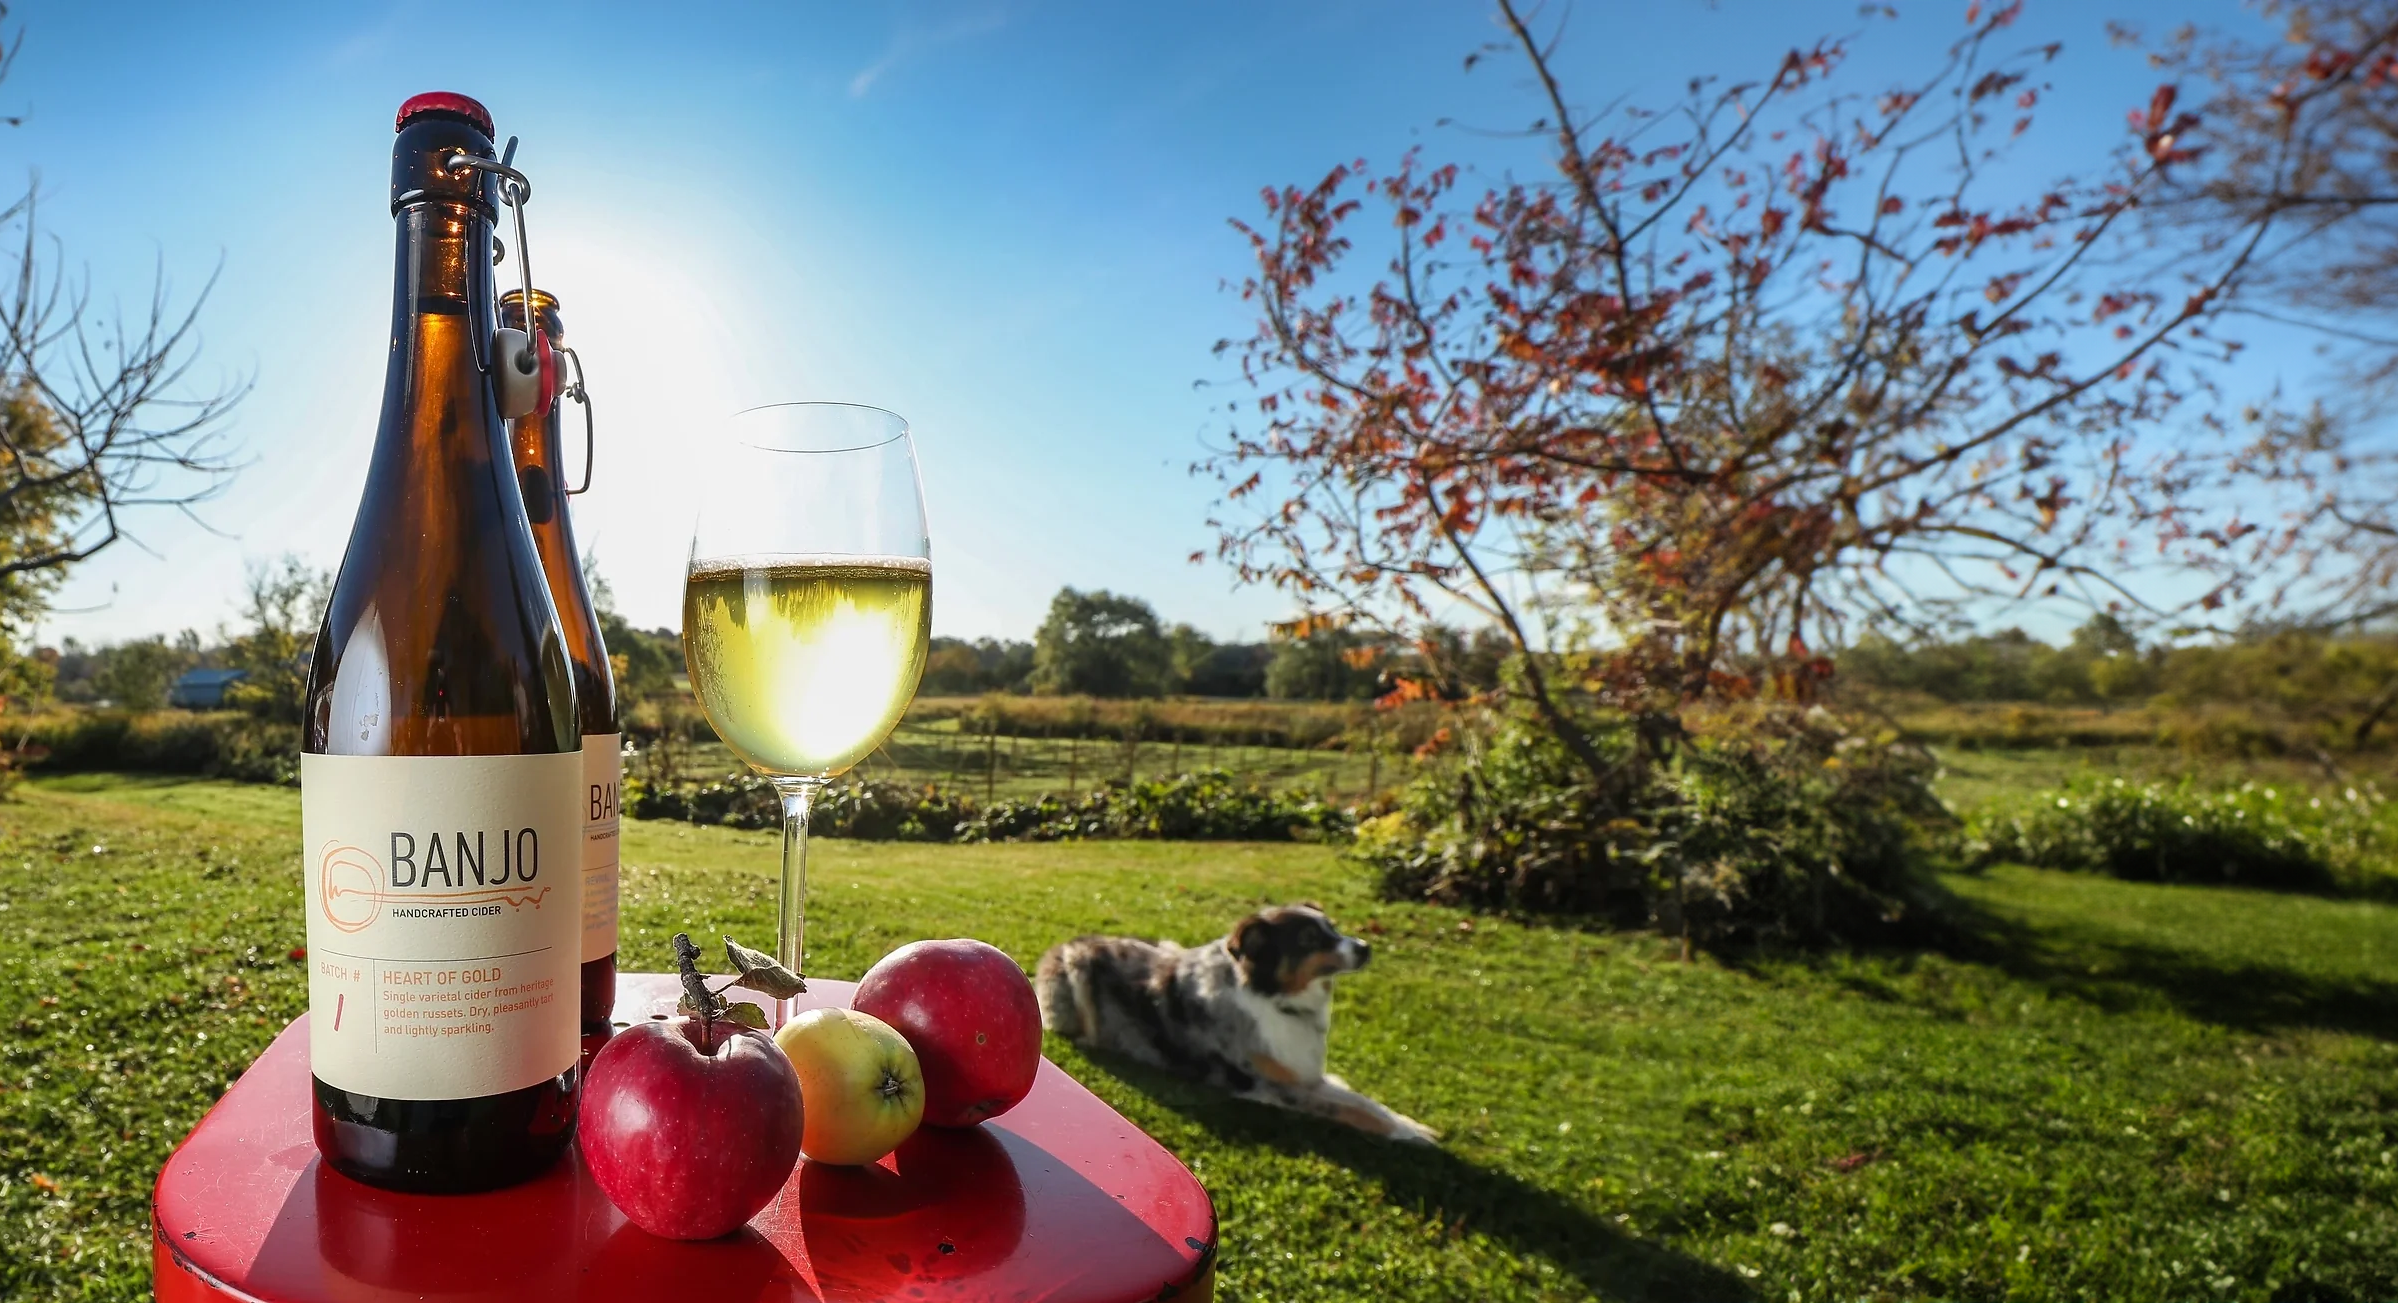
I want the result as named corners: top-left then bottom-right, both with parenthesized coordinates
top-left (847, 8), bottom-right (1011, 100)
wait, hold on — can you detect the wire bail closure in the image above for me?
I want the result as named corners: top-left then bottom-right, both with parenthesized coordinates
top-left (443, 138), bottom-right (538, 369)
top-left (561, 344), bottom-right (593, 495)
top-left (447, 137), bottom-right (595, 492)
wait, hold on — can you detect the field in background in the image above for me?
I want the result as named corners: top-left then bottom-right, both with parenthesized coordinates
top-left (22, 690), bottom-right (2398, 813)
top-left (650, 691), bottom-right (2398, 811)
top-left (651, 711), bottom-right (1401, 803)
top-left (9, 775), bottom-right (2398, 1300)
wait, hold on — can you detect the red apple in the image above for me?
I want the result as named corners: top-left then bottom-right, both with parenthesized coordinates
top-left (854, 939), bottom-right (1042, 1128)
top-left (581, 1015), bottom-right (802, 1240)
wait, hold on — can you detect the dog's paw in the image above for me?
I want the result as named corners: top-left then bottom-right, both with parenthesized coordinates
top-left (1390, 1114), bottom-right (1442, 1145)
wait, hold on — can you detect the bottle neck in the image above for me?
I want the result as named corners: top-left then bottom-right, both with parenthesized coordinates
top-left (308, 192), bottom-right (581, 757)
top-left (498, 308), bottom-right (614, 728)
top-left (512, 400), bottom-right (568, 517)
top-left (383, 202), bottom-right (503, 464)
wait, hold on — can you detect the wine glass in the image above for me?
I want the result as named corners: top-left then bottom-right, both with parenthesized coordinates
top-left (682, 403), bottom-right (931, 995)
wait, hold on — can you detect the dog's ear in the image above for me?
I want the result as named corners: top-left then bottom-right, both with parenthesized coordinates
top-left (1229, 913), bottom-right (1269, 961)
top-left (1229, 912), bottom-right (1280, 990)
top-left (1294, 900), bottom-right (1324, 913)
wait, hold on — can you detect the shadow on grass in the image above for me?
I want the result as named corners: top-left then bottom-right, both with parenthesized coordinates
top-left (1075, 1051), bottom-right (1752, 1303)
top-left (1935, 889), bottom-right (2398, 1041)
top-left (1726, 872), bottom-right (2398, 1042)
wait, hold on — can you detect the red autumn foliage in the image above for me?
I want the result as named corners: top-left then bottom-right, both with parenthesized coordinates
top-left (1205, 0), bottom-right (2269, 783)
top-left (2124, 1), bottom-right (2398, 630)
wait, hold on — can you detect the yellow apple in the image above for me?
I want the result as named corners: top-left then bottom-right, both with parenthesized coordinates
top-left (773, 1007), bottom-right (926, 1165)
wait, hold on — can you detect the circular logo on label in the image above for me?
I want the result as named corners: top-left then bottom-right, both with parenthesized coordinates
top-left (319, 843), bottom-right (383, 934)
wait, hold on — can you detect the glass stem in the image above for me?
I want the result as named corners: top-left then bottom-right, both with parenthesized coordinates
top-left (774, 779), bottom-right (821, 984)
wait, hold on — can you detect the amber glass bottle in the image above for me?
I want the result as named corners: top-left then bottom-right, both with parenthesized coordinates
top-left (498, 287), bottom-right (619, 1066)
top-left (301, 92), bottom-right (583, 1194)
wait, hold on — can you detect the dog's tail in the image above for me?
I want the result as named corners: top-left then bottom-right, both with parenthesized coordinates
top-left (1033, 943), bottom-right (1083, 1039)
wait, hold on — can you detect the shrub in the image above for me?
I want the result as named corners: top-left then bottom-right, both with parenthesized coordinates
top-left (1958, 776), bottom-right (2396, 893)
top-left (1353, 702), bottom-right (1948, 946)
top-left (1658, 719), bottom-right (1941, 944)
top-left (9, 709), bottom-right (300, 783)
top-left (819, 782), bottom-right (979, 841)
top-left (962, 770), bottom-right (1350, 843)
top-left (622, 771), bottom-right (965, 836)
top-left (2152, 707), bottom-right (2292, 760)
top-left (205, 719), bottom-right (302, 785)
top-left (625, 766), bottom-right (1345, 844)
top-left (621, 691), bottom-right (715, 747)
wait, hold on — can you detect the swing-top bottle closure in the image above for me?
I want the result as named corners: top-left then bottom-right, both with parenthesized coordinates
top-left (386, 91), bottom-right (554, 422)
top-left (390, 91), bottom-right (499, 218)
top-left (500, 288), bottom-right (595, 495)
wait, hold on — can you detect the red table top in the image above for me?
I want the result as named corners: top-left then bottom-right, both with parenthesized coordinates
top-left (153, 974), bottom-right (1215, 1302)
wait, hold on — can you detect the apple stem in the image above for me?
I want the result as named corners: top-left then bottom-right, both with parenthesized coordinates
top-left (671, 932), bottom-right (722, 1040)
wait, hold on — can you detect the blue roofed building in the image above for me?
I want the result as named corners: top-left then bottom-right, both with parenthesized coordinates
top-left (168, 668), bottom-right (249, 710)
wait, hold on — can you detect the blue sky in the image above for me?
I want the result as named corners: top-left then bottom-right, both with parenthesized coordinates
top-left (7, 0), bottom-right (2252, 648)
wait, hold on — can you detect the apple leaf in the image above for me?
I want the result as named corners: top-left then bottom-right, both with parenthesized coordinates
top-left (725, 935), bottom-right (807, 997)
top-left (719, 1002), bottom-right (770, 1031)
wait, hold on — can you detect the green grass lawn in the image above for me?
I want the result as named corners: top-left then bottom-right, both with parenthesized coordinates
top-left (8, 775), bottom-right (2398, 1300)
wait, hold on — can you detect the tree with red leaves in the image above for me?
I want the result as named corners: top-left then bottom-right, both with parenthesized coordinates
top-left (1205, 0), bottom-right (2277, 785)
top-left (2123, 1), bottom-right (2398, 630)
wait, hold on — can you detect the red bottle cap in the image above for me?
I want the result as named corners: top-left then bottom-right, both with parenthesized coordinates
top-left (395, 91), bottom-right (492, 137)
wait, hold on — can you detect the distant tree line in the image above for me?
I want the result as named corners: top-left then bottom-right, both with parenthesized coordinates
top-left (39, 555), bottom-right (329, 715)
top-left (1840, 618), bottom-right (2398, 750)
top-left (919, 586), bottom-right (1512, 702)
top-left (1839, 615), bottom-right (2157, 708)
top-left (22, 578), bottom-right (1518, 714)
top-left (27, 553), bottom-right (689, 723)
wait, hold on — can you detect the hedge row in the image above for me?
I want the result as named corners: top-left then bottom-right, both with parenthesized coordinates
top-left (8, 710), bottom-right (297, 784)
top-left (629, 768), bottom-right (1352, 844)
top-left (1959, 776), bottom-right (2398, 895)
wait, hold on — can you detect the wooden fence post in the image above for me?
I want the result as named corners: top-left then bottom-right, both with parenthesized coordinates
top-left (1367, 719), bottom-right (1382, 801)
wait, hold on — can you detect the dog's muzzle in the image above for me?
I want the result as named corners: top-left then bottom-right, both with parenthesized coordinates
top-left (1340, 936), bottom-right (1372, 970)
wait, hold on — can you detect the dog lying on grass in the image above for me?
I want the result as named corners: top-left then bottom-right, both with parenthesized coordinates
top-left (1035, 903), bottom-right (1439, 1143)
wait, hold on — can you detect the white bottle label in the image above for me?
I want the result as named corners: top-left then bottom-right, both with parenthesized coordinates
top-left (302, 751), bottom-right (581, 1100)
top-left (582, 732), bottom-right (621, 963)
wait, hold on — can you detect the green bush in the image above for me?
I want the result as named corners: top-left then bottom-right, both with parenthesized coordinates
top-left (1353, 703), bottom-right (1948, 946)
top-left (626, 766), bottom-right (1346, 844)
top-left (623, 771), bottom-right (973, 839)
top-left (963, 770), bottom-right (1349, 842)
top-left (10, 709), bottom-right (298, 784)
top-left (1958, 776), bottom-right (2396, 893)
